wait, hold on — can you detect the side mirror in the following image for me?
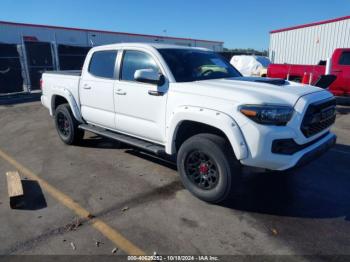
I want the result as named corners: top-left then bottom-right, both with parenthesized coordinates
top-left (134, 69), bottom-right (164, 85)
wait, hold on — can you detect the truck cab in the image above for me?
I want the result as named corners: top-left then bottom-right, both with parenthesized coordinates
top-left (330, 48), bottom-right (350, 96)
top-left (79, 46), bottom-right (168, 143)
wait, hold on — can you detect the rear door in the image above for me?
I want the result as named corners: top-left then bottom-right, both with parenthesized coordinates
top-left (24, 41), bottom-right (54, 91)
top-left (79, 50), bottom-right (118, 129)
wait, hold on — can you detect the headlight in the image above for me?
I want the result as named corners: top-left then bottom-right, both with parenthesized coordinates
top-left (239, 105), bottom-right (294, 126)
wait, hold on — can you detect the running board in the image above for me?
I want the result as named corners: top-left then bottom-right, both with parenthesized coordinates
top-left (79, 124), bottom-right (166, 155)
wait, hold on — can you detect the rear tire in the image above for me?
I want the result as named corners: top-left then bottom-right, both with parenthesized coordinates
top-left (54, 104), bottom-right (84, 145)
top-left (177, 133), bottom-right (241, 203)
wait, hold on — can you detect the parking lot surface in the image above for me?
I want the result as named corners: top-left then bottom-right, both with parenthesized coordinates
top-left (0, 101), bottom-right (349, 255)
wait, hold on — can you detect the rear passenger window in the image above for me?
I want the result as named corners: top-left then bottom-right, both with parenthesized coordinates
top-left (121, 51), bottom-right (159, 81)
top-left (89, 51), bottom-right (117, 79)
top-left (339, 52), bottom-right (350, 65)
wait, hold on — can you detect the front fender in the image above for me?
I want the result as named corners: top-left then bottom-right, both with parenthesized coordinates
top-left (166, 106), bottom-right (248, 160)
top-left (51, 88), bottom-right (83, 123)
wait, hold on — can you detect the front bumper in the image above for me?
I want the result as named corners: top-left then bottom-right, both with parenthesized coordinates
top-left (291, 133), bottom-right (336, 170)
top-left (240, 130), bottom-right (336, 171)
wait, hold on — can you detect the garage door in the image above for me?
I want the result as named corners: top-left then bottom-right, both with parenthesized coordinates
top-left (0, 43), bottom-right (24, 94)
top-left (25, 41), bottom-right (54, 91)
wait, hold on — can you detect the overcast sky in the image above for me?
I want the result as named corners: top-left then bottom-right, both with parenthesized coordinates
top-left (1, 0), bottom-right (349, 50)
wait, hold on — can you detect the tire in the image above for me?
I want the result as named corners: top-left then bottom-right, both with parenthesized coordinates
top-left (54, 103), bottom-right (84, 145)
top-left (177, 133), bottom-right (241, 203)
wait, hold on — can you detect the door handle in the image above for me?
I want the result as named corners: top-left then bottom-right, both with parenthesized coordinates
top-left (83, 85), bottom-right (92, 90)
top-left (333, 70), bottom-right (342, 73)
top-left (115, 89), bottom-right (127, 95)
top-left (148, 90), bottom-right (165, 96)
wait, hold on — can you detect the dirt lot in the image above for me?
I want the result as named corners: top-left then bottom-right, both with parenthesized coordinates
top-left (0, 101), bottom-right (349, 256)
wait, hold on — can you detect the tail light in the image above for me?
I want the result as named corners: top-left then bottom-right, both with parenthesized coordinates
top-left (40, 79), bottom-right (43, 90)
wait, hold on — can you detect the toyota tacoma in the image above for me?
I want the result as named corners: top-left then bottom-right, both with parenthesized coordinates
top-left (41, 43), bottom-right (337, 203)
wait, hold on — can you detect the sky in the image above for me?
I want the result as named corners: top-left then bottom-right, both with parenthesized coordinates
top-left (0, 0), bottom-right (349, 50)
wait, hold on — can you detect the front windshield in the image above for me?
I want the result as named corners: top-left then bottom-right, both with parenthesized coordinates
top-left (158, 48), bottom-right (242, 82)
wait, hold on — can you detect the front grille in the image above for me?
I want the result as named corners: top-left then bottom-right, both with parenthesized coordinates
top-left (301, 97), bottom-right (336, 138)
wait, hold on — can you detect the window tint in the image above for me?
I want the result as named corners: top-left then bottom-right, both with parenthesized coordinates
top-left (89, 51), bottom-right (117, 79)
top-left (339, 52), bottom-right (350, 65)
top-left (121, 51), bottom-right (159, 81)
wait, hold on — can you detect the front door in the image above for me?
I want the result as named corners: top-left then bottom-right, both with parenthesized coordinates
top-left (80, 50), bottom-right (118, 129)
top-left (114, 50), bottom-right (168, 143)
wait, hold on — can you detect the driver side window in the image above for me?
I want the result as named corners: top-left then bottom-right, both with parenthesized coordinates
top-left (121, 50), bottom-right (159, 81)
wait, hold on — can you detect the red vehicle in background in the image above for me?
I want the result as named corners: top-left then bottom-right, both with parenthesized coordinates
top-left (268, 48), bottom-right (350, 97)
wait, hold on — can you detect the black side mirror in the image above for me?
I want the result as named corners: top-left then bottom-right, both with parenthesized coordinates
top-left (134, 69), bottom-right (165, 86)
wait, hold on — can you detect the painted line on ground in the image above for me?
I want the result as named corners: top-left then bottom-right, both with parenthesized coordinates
top-left (0, 148), bottom-right (145, 255)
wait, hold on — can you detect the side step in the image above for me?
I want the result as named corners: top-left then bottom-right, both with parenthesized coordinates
top-left (79, 124), bottom-right (166, 155)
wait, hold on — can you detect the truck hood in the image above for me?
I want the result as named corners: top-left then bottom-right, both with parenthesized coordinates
top-left (175, 77), bottom-right (327, 106)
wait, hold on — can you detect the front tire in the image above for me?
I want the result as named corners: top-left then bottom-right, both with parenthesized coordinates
top-left (54, 104), bottom-right (84, 145)
top-left (177, 134), bottom-right (241, 203)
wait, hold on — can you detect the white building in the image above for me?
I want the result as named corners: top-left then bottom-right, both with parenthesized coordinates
top-left (0, 21), bottom-right (223, 94)
top-left (269, 16), bottom-right (350, 64)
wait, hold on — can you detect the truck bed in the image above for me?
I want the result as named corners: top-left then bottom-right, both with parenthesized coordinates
top-left (41, 70), bottom-right (82, 115)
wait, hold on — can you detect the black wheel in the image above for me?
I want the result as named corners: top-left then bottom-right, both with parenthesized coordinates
top-left (54, 104), bottom-right (84, 145)
top-left (177, 133), bottom-right (241, 203)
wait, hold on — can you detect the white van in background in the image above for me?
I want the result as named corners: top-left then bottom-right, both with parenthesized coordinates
top-left (230, 55), bottom-right (271, 77)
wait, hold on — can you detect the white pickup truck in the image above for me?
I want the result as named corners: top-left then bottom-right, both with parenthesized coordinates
top-left (41, 43), bottom-right (337, 203)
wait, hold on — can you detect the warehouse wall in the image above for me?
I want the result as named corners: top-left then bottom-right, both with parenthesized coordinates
top-left (0, 22), bottom-right (223, 94)
top-left (269, 18), bottom-right (350, 64)
top-left (0, 23), bottom-right (223, 50)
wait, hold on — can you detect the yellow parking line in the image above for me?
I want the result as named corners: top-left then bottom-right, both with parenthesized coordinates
top-left (0, 148), bottom-right (145, 255)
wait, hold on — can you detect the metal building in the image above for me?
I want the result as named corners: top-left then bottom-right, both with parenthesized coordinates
top-left (269, 16), bottom-right (350, 64)
top-left (0, 21), bottom-right (223, 95)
